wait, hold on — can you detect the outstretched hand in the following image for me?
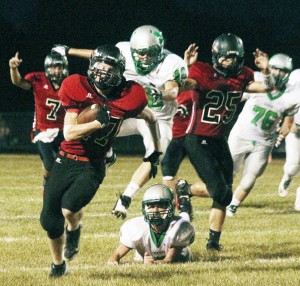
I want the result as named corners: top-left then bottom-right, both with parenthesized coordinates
top-left (253, 48), bottom-right (270, 73)
top-left (143, 151), bottom-right (163, 179)
top-left (9, 52), bottom-right (22, 69)
top-left (184, 43), bottom-right (199, 67)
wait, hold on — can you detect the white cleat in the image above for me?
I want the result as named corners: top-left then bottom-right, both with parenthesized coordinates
top-left (278, 178), bottom-right (291, 198)
top-left (294, 187), bottom-right (300, 211)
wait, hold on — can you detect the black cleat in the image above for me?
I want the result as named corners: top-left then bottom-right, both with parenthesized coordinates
top-left (206, 239), bottom-right (222, 252)
top-left (105, 152), bottom-right (117, 168)
top-left (64, 225), bottom-right (82, 261)
top-left (49, 261), bottom-right (68, 278)
top-left (176, 179), bottom-right (193, 220)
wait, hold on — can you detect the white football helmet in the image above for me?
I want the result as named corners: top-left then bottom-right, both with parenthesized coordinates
top-left (130, 25), bottom-right (165, 75)
top-left (142, 184), bottom-right (175, 225)
top-left (269, 53), bottom-right (293, 88)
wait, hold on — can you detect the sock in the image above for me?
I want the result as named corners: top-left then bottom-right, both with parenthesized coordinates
top-left (230, 196), bottom-right (241, 207)
top-left (123, 182), bottom-right (140, 198)
top-left (209, 229), bottom-right (221, 243)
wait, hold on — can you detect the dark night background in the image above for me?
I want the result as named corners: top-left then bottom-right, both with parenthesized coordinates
top-left (1, 0), bottom-right (300, 112)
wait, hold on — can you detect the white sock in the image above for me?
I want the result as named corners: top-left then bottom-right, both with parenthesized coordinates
top-left (179, 212), bottom-right (190, 222)
top-left (123, 182), bottom-right (140, 198)
top-left (231, 196), bottom-right (241, 207)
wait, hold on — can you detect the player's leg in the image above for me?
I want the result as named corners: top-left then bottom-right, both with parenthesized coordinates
top-left (278, 132), bottom-right (300, 197)
top-left (161, 137), bottom-right (186, 192)
top-left (227, 143), bottom-right (272, 217)
top-left (185, 135), bottom-right (232, 250)
top-left (61, 159), bottom-right (105, 261)
top-left (113, 119), bottom-right (172, 218)
top-left (40, 155), bottom-right (70, 277)
top-left (227, 135), bottom-right (255, 216)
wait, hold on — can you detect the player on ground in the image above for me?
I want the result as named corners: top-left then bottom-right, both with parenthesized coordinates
top-left (277, 69), bottom-right (300, 210)
top-left (40, 45), bottom-right (161, 278)
top-left (107, 183), bottom-right (195, 265)
top-left (226, 54), bottom-right (300, 217)
top-left (179, 33), bottom-right (275, 251)
top-left (52, 25), bottom-right (188, 219)
top-left (9, 52), bottom-right (68, 188)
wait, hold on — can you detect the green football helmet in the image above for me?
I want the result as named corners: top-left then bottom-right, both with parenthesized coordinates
top-left (130, 25), bottom-right (165, 75)
top-left (142, 184), bottom-right (175, 225)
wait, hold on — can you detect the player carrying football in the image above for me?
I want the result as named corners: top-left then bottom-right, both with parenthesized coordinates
top-left (39, 45), bottom-right (161, 278)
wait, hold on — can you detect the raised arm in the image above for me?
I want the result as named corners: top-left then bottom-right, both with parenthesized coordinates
top-left (9, 52), bottom-right (32, 90)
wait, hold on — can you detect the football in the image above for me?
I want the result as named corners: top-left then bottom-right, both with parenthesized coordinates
top-left (77, 104), bottom-right (100, 124)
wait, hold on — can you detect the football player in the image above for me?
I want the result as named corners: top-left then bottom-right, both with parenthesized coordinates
top-left (277, 69), bottom-right (300, 210)
top-left (179, 33), bottom-right (275, 251)
top-left (39, 45), bottom-right (161, 277)
top-left (226, 54), bottom-right (300, 217)
top-left (9, 52), bottom-right (68, 189)
top-left (107, 183), bottom-right (195, 265)
top-left (52, 25), bottom-right (188, 219)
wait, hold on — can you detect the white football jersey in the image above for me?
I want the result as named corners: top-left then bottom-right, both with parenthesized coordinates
top-left (230, 71), bottom-right (300, 146)
top-left (116, 42), bottom-right (188, 119)
top-left (120, 216), bottom-right (194, 261)
top-left (287, 69), bottom-right (300, 125)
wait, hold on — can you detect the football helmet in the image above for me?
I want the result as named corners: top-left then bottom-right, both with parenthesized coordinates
top-left (269, 53), bottom-right (293, 88)
top-left (212, 33), bottom-right (244, 77)
top-left (142, 184), bottom-right (175, 225)
top-left (130, 25), bottom-right (165, 75)
top-left (44, 53), bottom-right (69, 85)
top-left (87, 44), bottom-right (125, 90)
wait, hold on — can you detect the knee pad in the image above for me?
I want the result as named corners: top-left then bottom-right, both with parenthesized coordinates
top-left (211, 183), bottom-right (232, 207)
top-left (284, 163), bottom-right (300, 177)
top-left (239, 173), bottom-right (257, 193)
top-left (40, 210), bottom-right (65, 239)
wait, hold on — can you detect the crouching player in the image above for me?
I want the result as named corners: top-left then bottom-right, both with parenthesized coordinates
top-left (107, 184), bottom-right (195, 265)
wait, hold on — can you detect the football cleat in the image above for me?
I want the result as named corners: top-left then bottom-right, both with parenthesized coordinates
top-left (294, 187), bottom-right (300, 211)
top-left (64, 225), bottom-right (82, 261)
top-left (278, 178), bottom-right (292, 198)
top-left (176, 179), bottom-right (193, 221)
top-left (112, 195), bottom-right (131, 219)
top-left (206, 239), bottom-right (222, 252)
top-left (105, 152), bottom-right (117, 168)
top-left (49, 261), bottom-right (69, 278)
top-left (226, 204), bottom-right (238, 217)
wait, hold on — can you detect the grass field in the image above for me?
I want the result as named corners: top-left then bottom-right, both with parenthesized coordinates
top-left (1, 154), bottom-right (300, 286)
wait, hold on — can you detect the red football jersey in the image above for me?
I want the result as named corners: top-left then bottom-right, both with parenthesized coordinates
top-left (59, 74), bottom-right (148, 158)
top-left (172, 90), bottom-right (194, 138)
top-left (186, 62), bottom-right (254, 137)
top-left (24, 72), bottom-right (65, 130)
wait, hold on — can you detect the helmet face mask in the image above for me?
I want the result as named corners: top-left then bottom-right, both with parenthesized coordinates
top-left (130, 25), bottom-right (165, 75)
top-left (87, 45), bottom-right (125, 91)
top-left (212, 33), bottom-right (244, 77)
top-left (142, 184), bottom-right (175, 226)
top-left (44, 53), bottom-right (69, 85)
top-left (269, 53), bottom-right (293, 89)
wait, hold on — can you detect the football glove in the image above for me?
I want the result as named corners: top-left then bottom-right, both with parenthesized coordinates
top-left (51, 44), bottom-right (70, 56)
top-left (176, 104), bottom-right (189, 118)
top-left (143, 151), bottom-right (162, 179)
top-left (112, 195), bottom-right (131, 219)
top-left (96, 105), bottom-right (110, 128)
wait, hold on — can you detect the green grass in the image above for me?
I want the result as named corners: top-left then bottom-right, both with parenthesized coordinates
top-left (0, 154), bottom-right (300, 285)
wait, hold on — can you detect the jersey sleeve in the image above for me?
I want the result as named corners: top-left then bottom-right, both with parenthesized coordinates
top-left (119, 82), bottom-right (148, 118)
top-left (58, 75), bottom-right (82, 112)
top-left (163, 53), bottom-right (188, 86)
top-left (119, 218), bottom-right (144, 249)
top-left (170, 220), bottom-right (195, 247)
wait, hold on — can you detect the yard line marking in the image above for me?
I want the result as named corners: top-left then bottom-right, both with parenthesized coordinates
top-left (0, 257), bottom-right (300, 273)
